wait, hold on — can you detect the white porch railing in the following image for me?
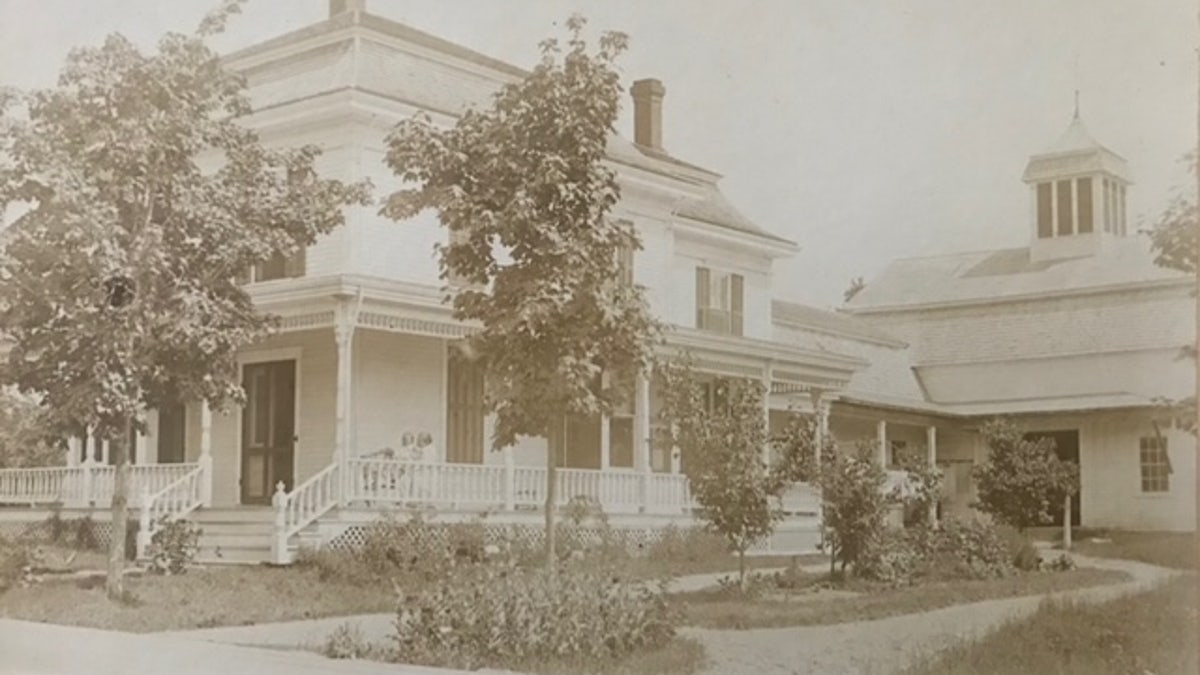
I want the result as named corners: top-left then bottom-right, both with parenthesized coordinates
top-left (271, 462), bottom-right (341, 564)
top-left (0, 462), bottom-right (199, 508)
top-left (136, 464), bottom-right (206, 559)
top-left (345, 459), bottom-right (696, 516)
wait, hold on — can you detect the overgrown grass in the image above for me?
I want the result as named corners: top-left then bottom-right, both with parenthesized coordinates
top-left (0, 565), bottom-right (395, 632)
top-left (902, 574), bottom-right (1199, 675)
top-left (1068, 530), bottom-right (1199, 570)
top-left (676, 566), bottom-right (1129, 629)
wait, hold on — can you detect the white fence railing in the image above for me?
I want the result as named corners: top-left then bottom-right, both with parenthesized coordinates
top-left (0, 462), bottom-right (200, 508)
top-left (136, 464), bottom-right (206, 559)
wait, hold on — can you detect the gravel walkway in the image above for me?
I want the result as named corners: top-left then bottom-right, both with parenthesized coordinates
top-left (681, 553), bottom-right (1181, 675)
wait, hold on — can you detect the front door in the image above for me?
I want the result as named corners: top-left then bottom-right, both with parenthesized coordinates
top-left (241, 360), bottom-right (296, 505)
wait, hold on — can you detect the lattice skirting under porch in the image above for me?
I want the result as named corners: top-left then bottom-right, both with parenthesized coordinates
top-left (323, 520), bottom-right (820, 557)
top-left (325, 521), bottom-right (672, 555)
top-left (0, 514), bottom-right (122, 551)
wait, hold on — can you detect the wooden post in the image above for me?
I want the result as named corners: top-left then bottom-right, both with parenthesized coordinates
top-left (136, 486), bottom-right (152, 560)
top-left (198, 402), bottom-right (213, 507)
top-left (1063, 493), bottom-right (1073, 550)
top-left (271, 481), bottom-right (289, 565)
top-left (813, 392), bottom-right (829, 471)
top-left (878, 417), bottom-right (888, 466)
top-left (926, 425), bottom-right (938, 525)
top-left (762, 365), bottom-right (773, 467)
top-left (333, 311), bottom-right (354, 506)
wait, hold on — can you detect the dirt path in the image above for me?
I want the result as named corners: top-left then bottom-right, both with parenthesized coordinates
top-left (681, 554), bottom-right (1179, 675)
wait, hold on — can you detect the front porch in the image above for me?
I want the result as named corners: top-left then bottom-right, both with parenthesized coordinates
top-left (0, 276), bottom-right (856, 562)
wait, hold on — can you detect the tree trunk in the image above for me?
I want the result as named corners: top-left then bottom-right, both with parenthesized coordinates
top-left (106, 419), bottom-right (131, 600)
top-left (544, 416), bottom-right (562, 570)
top-left (737, 547), bottom-right (747, 591)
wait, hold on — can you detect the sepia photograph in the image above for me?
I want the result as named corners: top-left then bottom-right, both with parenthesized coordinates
top-left (0, 1), bottom-right (1196, 673)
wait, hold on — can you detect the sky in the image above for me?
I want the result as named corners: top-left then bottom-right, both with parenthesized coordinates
top-left (0, 0), bottom-right (1195, 306)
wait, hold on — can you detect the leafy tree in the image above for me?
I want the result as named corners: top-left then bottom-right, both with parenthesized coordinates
top-left (971, 418), bottom-right (1078, 532)
top-left (654, 360), bottom-right (822, 588)
top-left (0, 0), bottom-right (370, 599)
top-left (1145, 151), bottom-right (1197, 435)
top-left (0, 387), bottom-right (61, 468)
top-left (380, 15), bottom-right (659, 566)
top-left (816, 440), bottom-right (891, 575)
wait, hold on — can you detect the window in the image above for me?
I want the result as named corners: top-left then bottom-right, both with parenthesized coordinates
top-left (617, 243), bottom-right (634, 287)
top-left (695, 266), bottom-right (744, 336)
top-left (888, 440), bottom-right (910, 468)
top-left (247, 249), bottom-right (306, 283)
top-left (157, 401), bottom-right (187, 464)
top-left (1055, 180), bottom-right (1074, 236)
top-left (1036, 182), bottom-right (1053, 238)
top-left (446, 348), bottom-right (485, 464)
top-left (1076, 177), bottom-right (1093, 233)
top-left (1139, 436), bottom-right (1171, 493)
top-left (608, 372), bottom-right (635, 468)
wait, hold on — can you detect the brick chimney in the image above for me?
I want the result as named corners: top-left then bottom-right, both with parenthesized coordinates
top-left (630, 79), bottom-right (666, 150)
top-left (330, 0), bottom-right (366, 16)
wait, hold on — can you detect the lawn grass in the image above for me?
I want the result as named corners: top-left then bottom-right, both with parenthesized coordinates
top-left (1067, 530), bottom-right (1199, 570)
top-left (675, 567), bottom-right (1129, 630)
top-left (626, 552), bottom-right (826, 580)
top-left (0, 565), bottom-right (395, 632)
top-left (901, 574), bottom-right (1199, 675)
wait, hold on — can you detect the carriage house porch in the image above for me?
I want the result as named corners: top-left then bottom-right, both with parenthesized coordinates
top-left (0, 276), bottom-right (865, 563)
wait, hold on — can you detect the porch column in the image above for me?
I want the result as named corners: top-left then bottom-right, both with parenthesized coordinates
top-left (812, 390), bottom-right (830, 471)
top-left (633, 369), bottom-right (652, 512)
top-left (66, 437), bottom-right (80, 468)
top-left (198, 401), bottom-right (213, 507)
top-left (333, 292), bottom-right (360, 504)
top-left (761, 364), bottom-right (773, 467)
top-left (876, 420), bottom-right (888, 467)
top-left (926, 425), bottom-right (938, 525)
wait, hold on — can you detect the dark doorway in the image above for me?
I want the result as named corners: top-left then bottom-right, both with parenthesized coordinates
top-left (1023, 429), bottom-right (1081, 527)
top-left (157, 401), bottom-right (187, 464)
top-left (241, 360), bottom-right (296, 505)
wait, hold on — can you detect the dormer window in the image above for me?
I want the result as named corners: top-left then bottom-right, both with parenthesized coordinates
top-left (695, 266), bottom-right (743, 336)
top-left (243, 249), bottom-right (306, 284)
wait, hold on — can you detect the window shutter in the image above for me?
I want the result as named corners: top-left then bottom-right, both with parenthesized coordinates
top-left (730, 273), bottom-right (744, 336)
top-left (695, 266), bottom-right (711, 328)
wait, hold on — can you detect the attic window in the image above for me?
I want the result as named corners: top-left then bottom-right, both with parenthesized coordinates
top-left (695, 266), bottom-right (743, 336)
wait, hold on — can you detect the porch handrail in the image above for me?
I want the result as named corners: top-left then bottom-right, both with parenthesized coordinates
top-left (272, 461), bottom-right (340, 564)
top-left (136, 462), bottom-right (205, 559)
top-left (0, 466), bottom-right (72, 506)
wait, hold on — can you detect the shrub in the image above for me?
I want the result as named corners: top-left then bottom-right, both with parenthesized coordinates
top-left (393, 561), bottom-right (676, 670)
top-left (857, 529), bottom-right (923, 585)
top-left (643, 525), bottom-right (728, 572)
top-left (929, 518), bottom-right (1014, 580)
top-left (818, 441), bottom-right (891, 573)
top-left (145, 518), bottom-right (201, 575)
top-left (972, 418), bottom-right (1078, 531)
top-left (1046, 553), bottom-right (1076, 572)
top-left (321, 622), bottom-right (388, 660)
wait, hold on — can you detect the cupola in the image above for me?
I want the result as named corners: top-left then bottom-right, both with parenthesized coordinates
top-left (1022, 97), bottom-right (1132, 262)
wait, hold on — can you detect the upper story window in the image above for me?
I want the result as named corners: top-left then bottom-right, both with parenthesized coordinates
top-left (695, 266), bottom-right (744, 336)
top-left (1139, 435), bottom-right (1171, 493)
top-left (617, 243), bottom-right (634, 287)
top-left (244, 249), bottom-right (306, 284)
